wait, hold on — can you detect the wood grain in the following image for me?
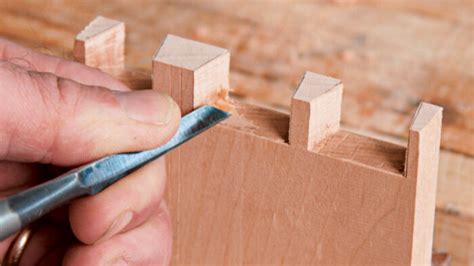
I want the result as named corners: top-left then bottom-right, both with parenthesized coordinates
top-left (149, 33), bottom-right (441, 264)
top-left (406, 103), bottom-right (443, 264)
top-left (315, 130), bottom-right (405, 174)
top-left (345, 125), bottom-right (473, 266)
top-left (1, 0), bottom-right (470, 156)
top-left (166, 100), bottom-right (439, 265)
top-left (0, 1), bottom-right (471, 264)
top-left (73, 16), bottom-right (124, 72)
top-left (153, 34), bottom-right (229, 115)
top-left (434, 209), bottom-right (474, 266)
top-left (289, 71), bottom-right (343, 149)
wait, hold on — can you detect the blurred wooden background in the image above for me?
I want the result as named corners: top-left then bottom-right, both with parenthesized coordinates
top-left (0, 1), bottom-right (472, 264)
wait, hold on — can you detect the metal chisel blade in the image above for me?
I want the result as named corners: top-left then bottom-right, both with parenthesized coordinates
top-left (0, 105), bottom-right (230, 240)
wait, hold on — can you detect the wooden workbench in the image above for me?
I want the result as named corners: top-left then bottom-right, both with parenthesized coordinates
top-left (0, 1), bottom-right (472, 264)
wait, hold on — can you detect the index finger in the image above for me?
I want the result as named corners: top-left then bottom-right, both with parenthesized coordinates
top-left (0, 38), bottom-right (129, 91)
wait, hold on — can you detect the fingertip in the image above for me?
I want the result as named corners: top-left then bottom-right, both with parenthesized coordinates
top-left (102, 90), bottom-right (181, 153)
top-left (160, 93), bottom-right (181, 142)
top-left (68, 195), bottom-right (112, 245)
top-left (0, 42), bottom-right (181, 166)
top-left (47, 86), bottom-right (180, 165)
top-left (64, 205), bottom-right (172, 266)
top-left (69, 158), bottom-right (167, 245)
top-left (114, 90), bottom-right (181, 128)
top-left (85, 90), bottom-right (181, 161)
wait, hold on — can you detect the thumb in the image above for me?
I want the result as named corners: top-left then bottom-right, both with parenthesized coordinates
top-left (0, 61), bottom-right (180, 166)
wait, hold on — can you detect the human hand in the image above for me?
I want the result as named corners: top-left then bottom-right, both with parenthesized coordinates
top-left (0, 38), bottom-right (180, 265)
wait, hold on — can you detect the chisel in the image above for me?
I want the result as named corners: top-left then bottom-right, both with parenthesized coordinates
top-left (0, 105), bottom-right (230, 240)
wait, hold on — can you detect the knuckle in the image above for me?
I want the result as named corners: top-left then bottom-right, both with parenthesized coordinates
top-left (0, 60), bottom-right (25, 78)
top-left (56, 77), bottom-right (84, 118)
top-left (27, 71), bottom-right (63, 162)
top-left (0, 62), bottom-right (62, 162)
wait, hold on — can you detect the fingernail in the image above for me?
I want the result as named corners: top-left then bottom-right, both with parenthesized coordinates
top-left (114, 90), bottom-right (174, 125)
top-left (96, 210), bottom-right (133, 243)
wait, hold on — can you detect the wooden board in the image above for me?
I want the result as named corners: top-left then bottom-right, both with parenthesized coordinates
top-left (289, 72), bottom-right (343, 149)
top-left (73, 16), bottom-right (124, 72)
top-left (149, 34), bottom-right (442, 265)
top-left (0, 1), bottom-right (472, 264)
top-left (164, 100), bottom-right (441, 265)
top-left (434, 209), bottom-right (474, 266)
top-left (153, 34), bottom-right (230, 115)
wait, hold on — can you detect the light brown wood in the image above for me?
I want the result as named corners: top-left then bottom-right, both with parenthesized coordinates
top-left (2, 7), bottom-right (472, 259)
top-left (149, 35), bottom-right (443, 265)
top-left (343, 125), bottom-right (473, 266)
top-left (314, 130), bottom-right (405, 174)
top-left (152, 34), bottom-right (230, 115)
top-left (73, 16), bottom-right (124, 72)
top-left (20, 7), bottom-right (467, 263)
top-left (434, 209), bottom-right (473, 266)
top-left (406, 103), bottom-right (443, 264)
top-left (1, 1), bottom-right (471, 156)
top-left (289, 71), bottom-right (343, 149)
top-left (166, 100), bottom-right (440, 265)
